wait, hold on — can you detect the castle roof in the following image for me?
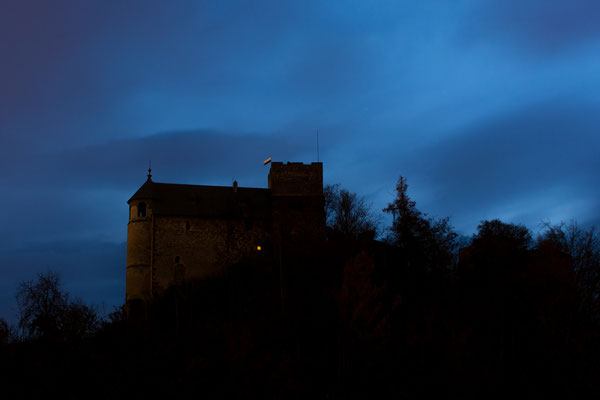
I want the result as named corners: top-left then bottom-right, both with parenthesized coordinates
top-left (128, 178), bottom-right (271, 219)
top-left (128, 177), bottom-right (156, 201)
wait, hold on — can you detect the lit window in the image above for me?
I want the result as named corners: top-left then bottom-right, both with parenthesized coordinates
top-left (256, 245), bottom-right (262, 251)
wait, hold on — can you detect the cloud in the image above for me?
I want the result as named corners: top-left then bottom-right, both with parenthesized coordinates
top-left (465, 0), bottom-right (600, 54)
top-left (403, 98), bottom-right (600, 231)
top-left (1, 0), bottom-right (398, 162)
top-left (1, 128), bottom-right (322, 188)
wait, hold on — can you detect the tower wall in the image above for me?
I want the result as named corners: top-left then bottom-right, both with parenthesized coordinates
top-left (125, 201), bottom-right (153, 302)
top-left (268, 162), bottom-right (325, 241)
top-left (268, 162), bottom-right (323, 196)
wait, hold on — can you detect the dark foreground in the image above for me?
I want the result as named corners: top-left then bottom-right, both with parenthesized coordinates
top-left (2, 225), bottom-right (600, 399)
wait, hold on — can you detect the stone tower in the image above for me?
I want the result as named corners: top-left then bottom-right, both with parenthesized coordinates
top-left (268, 162), bottom-right (324, 240)
top-left (125, 169), bottom-right (154, 304)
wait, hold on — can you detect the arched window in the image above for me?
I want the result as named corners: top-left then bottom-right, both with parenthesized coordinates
top-left (137, 202), bottom-right (146, 217)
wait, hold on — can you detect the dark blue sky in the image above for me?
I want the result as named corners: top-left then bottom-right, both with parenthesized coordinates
top-left (1, 0), bottom-right (599, 321)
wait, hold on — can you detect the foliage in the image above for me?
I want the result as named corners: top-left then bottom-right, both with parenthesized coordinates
top-left (61, 298), bottom-right (99, 341)
top-left (16, 270), bottom-right (67, 339)
top-left (455, 219), bottom-right (593, 396)
top-left (324, 184), bottom-right (380, 239)
top-left (383, 176), bottom-right (457, 272)
top-left (15, 270), bottom-right (98, 341)
top-left (105, 305), bottom-right (127, 325)
top-left (0, 317), bottom-right (12, 344)
top-left (474, 219), bottom-right (532, 249)
top-left (539, 221), bottom-right (600, 319)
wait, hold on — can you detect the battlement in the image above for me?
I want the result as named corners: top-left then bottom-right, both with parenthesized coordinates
top-left (268, 162), bottom-right (323, 196)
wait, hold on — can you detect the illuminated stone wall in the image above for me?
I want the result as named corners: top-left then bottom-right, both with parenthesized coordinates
top-left (150, 216), bottom-right (271, 295)
top-left (125, 201), bottom-right (153, 302)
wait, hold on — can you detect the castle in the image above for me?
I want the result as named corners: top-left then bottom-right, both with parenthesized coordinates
top-left (125, 161), bottom-right (325, 304)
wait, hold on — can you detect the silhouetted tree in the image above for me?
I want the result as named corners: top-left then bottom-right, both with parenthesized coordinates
top-left (61, 299), bottom-right (99, 340)
top-left (324, 184), bottom-right (380, 239)
top-left (457, 219), bottom-right (585, 395)
top-left (474, 219), bottom-right (532, 249)
top-left (0, 317), bottom-right (11, 344)
top-left (105, 305), bottom-right (127, 325)
top-left (323, 183), bottom-right (341, 222)
top-left (539, 221), bottom-right (600, 319)
top-left (16, 270), bottom-right (98, 341)
top-left (16, 270), bottom-right (67, 339)
top-left (460, 219), bottom-right (533, 283)
top-left (383, 176), bottom-right (457, 272)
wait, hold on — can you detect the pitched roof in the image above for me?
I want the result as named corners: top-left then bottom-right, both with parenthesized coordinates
top-left (128, 179), bottom-right (271, 219)
top-left (128, 178), bottom-right (156, 201)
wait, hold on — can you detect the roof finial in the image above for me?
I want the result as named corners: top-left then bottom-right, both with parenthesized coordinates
top-left (147, 160), bottom-right (152, 180)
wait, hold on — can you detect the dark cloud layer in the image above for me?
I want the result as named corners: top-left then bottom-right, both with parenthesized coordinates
top-left (467, 0), bottom-right (600, 53)
top-left (403, 99), bottom-right (600, 231)
top-left (1, 129), bottom-right (318, 189)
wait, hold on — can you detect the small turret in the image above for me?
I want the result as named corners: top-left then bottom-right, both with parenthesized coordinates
top-left (125, 169), bottom-right (155, 305)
